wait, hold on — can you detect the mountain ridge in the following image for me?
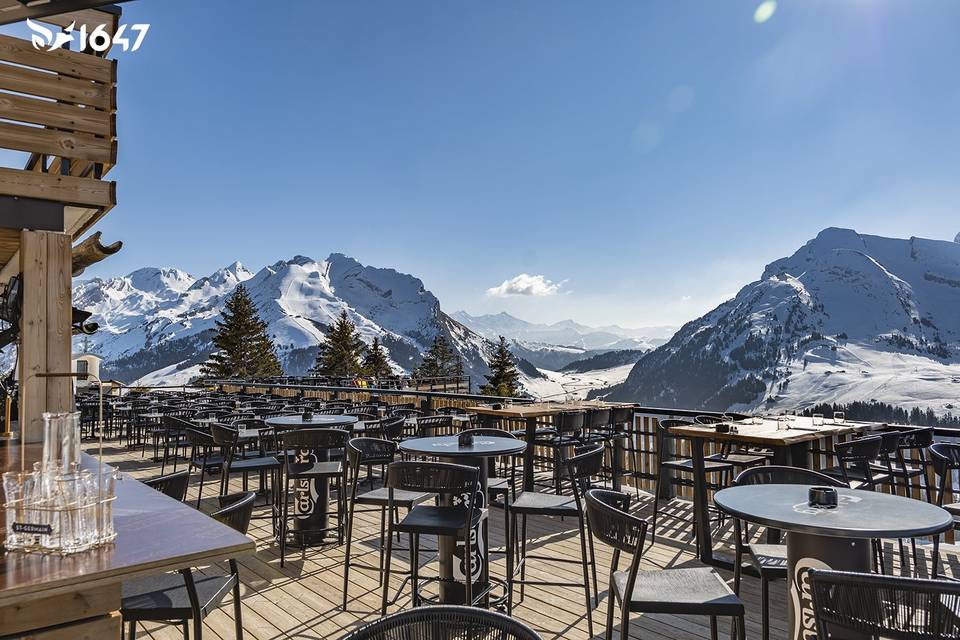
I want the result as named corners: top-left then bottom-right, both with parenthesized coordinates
top-left (598, 228), bottom-right (960, 415)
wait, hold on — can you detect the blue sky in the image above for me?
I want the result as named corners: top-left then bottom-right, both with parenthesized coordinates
top-left (29, 0), bottom-right (960, 327)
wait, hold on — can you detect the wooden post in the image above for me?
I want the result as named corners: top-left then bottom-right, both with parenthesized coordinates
top-left (18, 229), bottom-right (72, 444)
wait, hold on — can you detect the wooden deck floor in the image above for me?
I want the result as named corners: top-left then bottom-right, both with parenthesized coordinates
top-left (96, 443), bottom-right (960, 640)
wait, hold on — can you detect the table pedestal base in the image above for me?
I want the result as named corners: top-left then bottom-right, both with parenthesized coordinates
top-left (787, 532), bottom-right (871, 640)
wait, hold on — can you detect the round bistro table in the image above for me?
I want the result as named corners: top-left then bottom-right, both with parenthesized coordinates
top-left (399, 435), bottom-right (527, 605)
top-left (265, 414), bottom-right (358, 543)
top-left (714, 484), bottom-right (952, 640)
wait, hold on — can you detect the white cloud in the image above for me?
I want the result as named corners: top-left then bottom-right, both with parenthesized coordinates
top-left (681, 295), bottom-right (693, 302)
top-left (486, 274), bottom-right (564, 297)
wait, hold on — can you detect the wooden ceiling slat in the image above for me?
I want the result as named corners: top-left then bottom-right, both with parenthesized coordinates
top-left (0, 121), bottom-right (114, 163)
top-left (0, 166), bottom-right (114, 208)
top-left (0, 91), bottom-right (114, 136)
top-left (0, 63), bottom-right (113, 109)
top-left (0, 33), bottom-right (113, 83)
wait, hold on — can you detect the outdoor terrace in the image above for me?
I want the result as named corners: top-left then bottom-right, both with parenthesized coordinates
top-left (75, 384), bottom-right (960, 640)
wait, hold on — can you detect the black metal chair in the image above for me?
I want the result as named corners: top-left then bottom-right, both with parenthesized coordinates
top-left (886, 427), bottom-right (935, 502)
top-left (507, 445), bottom-right (602, 638)
top-left (381, 461), bottom-right (481, 614)
top-left (341, 438), bottom-right (433, 610)
top-left (808, 569), bottom-right (960, 640)
top-left (650, 419), bottom-right (734, 551)
top-left (276, 428), bottom-right (350, 567)
top-left (928, 442), bottom-right (960, 577)
top-left (185, 428), bottom-right (224, 508)
top-left (412, 415), bottom-right (452, 438)
top-left (209, 423), bottom-right (281, 536)
top-left (526, 410), bottom-right (583, 493)
top-left (821, 435), bottom-right (890, 490)
top-left (585, 488), bottom-right (745, 640)
top-left (338, 605), bottom-right (542, 640)
top-left (730, 466), bottom-right (846, 640)
top-left (121, 491), bottom-right (255, 640)
top-left (144, 470), bottom-right (191, 503)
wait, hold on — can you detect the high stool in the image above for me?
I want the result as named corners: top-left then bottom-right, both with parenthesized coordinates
top-left (507, 445), bottom-right (603, 638)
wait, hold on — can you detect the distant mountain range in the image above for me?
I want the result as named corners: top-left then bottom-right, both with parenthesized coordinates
top-left (598, 228), bottom-right (960, 415)
top-left (70, 254), bottom-right (538, 389)
top-left (451, 311), bottom-right (673, 350)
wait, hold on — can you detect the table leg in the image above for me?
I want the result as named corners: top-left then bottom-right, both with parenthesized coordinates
top-left (524, 417), bottom-right (537, 492)
top-left (690, 438), bottom-right (714, 565)
top-left (293, 448), bottom-right (330, 544)
top-left (611, 435), bottom-right (624, 493)
top-left (787, 533), bottom-right (870, 640)
top-left (438, 455), bottom-right (488, 604)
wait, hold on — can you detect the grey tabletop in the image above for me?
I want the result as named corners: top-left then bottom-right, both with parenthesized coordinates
top-left (264, 414), bottom-right (358, 428)
top-left (714, 484), bottom-right (953, 539)
top-left (399, 435), bottom-right (526, 458)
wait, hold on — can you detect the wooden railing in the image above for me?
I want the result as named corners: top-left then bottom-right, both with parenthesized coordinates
top-left (206, 378), bottom-right (954, 504)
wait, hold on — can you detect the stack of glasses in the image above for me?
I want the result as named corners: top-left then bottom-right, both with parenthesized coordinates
top-left (2, 412), bottom-right (118, 554)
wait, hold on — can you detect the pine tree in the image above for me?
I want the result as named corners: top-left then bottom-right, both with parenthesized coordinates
top-left (362, 336), bottom-right (392, 378)
top-left (480, 335), bottom-right (520, 397)
top-left (313, 310), bottom-right (366, 376)
top-left (415, 334), bottom-right (455, 379)
top-left (201, 284), bottom-right (282, 379)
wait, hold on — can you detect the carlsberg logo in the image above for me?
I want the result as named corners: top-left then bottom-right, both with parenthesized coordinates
top-left (27, 19), bottom-right (149, 53)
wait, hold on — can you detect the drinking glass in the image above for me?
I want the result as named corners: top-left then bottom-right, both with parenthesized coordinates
top-left (834, 411), bottom-right (845, 424)
top-left (812, 413), bottom-right (824, 426)
top-left (752, 415), bottom-right (764, 425)
top-left (3, 471), bottom-right (24, 550)
top-left (777, 415), bottom-right (790, 431)
top-left (41, 412), bottom-right (81, 473)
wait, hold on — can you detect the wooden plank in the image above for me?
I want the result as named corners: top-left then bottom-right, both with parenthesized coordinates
top-left (20, 611), bottom-right (121, 640)
top-left (45, 231), bottom-right (71, 413)
top-left (0, 167), bottom-right (114, 208)
top-left (18, 230), bottom-right (47, 444)
top-left (0, 34), bottom-right (113, 83)
top-left (0, 63), bottom-right (113, 109)
top-left (0, 583), bottom-right (118, 637)
top-left (0, 91), bottom-right (113, 136)
top-left (0, 121), bottom-right (114, 163)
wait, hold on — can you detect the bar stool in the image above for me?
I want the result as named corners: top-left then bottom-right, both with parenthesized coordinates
top-left (209, 423), bottom-right (281, 536)
top-left (341, 438), bottom-right (432, 610)
top-left (927, 442), bottom-right (960, 577)
top-left (507, 445), bottom-right (603, 638)
top-left (650, 419), bottom-right (734, 551)
top-left (380, 461), bottom-right (481, 614)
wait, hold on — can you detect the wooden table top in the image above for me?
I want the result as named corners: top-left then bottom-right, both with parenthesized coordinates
top-left (0, 445), bottom-right (255, 605)
top-left (468, 400), bottom-right (629, 419)
top-left (668, 416), bottom-right (882, 446)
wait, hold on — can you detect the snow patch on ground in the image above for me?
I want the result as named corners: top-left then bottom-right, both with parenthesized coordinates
top-left (522, 364), bottom-right (635, 401)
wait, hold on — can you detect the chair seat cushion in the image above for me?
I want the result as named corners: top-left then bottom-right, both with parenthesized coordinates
top-left (705, 452), bottom-right (768, 467)
top-left (287, 460), bottom-right (342, 478)
top-left (488, 477), bottom-right (510, 495)
top-left (662, 458), bottom-right (733, 473)
top-left (746, 543), bottom-right (789, 576)
top-left (122, 572), bottom-right (235, 621)
top-left (510, 491), bottom-right (578, 516)
top-left (613, 567), bottom-right (743, 616)
top-left (229, 456), bottom-right (281, 472)
top-left (396, 505), bottom-right (479, 535)
top-left (355, 487), bottom-right (434, 508)
top-left (943, 503), bottom-right (960, 518)
top-left (512, 427), bottom-right (558, 440)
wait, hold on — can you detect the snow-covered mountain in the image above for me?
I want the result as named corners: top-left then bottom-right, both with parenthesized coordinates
top-left (451, 311), bottom-right (673, 351)
top-left (600, 228), bottom-right (960, 415)
top-left (71, 254), bottom-right (529, 390)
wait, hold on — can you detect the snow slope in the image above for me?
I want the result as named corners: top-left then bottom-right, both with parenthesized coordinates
top-left (69, 254), bottom-right (529, 390)
top-left (602, 228), bottom-right (960, 415)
